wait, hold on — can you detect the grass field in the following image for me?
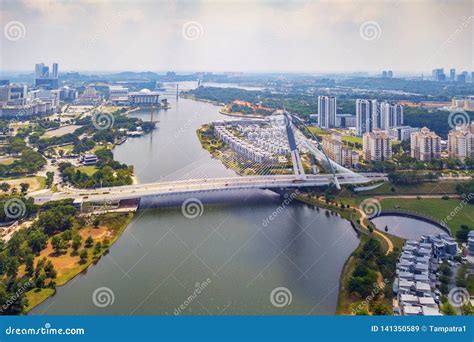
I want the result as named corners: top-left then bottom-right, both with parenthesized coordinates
top-left (78, 165), bottom-right (98, 176)
top-left (0, 176), bottom-right (46, 193)
top-left (24, 288), bottom-right (55, 312)
top-left (342, 135), bottom-right (362, 145)
top-left (362, 181), bottom-right (462, 195)
top-left (380, 198), bottom-right (474, 237)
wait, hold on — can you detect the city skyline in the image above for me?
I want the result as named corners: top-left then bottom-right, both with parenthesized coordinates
top-left (1, 0), bottom-right (473, 73)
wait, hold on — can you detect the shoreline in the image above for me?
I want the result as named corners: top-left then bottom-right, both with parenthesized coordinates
top-left (24, 211), bottom-right (135, 314)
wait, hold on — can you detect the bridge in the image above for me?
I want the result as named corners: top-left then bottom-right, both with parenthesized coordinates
top-left (32, 112), bottom-right (383, 205)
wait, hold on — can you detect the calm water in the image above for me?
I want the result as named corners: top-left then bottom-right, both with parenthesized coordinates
top-left (372, 216), bottom-right (445, 240)
top-left (31, 82), bottom-right (359, 315)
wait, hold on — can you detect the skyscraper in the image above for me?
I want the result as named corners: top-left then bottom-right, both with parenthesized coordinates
top-left (317, 96), bottom-right (336, 129)
top-left (380, 102), bottom-right (404, 130)
top-left (34, 62), bottom-right (59, 89)
top-left (356, 99), bottom-right (377, 136)
top-left (450, 68), bottom-right (456, 81)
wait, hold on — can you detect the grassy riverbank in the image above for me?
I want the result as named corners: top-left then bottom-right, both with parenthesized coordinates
top-left (23, 212), bottom-right (135, 313)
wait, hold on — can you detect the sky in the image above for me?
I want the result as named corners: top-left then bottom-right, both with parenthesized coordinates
top-left (0, 0), bottom-right (473, 74)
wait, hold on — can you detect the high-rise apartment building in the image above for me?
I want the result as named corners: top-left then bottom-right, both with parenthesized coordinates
top-left (362, 130), bottom-right (392, 162)
top-left (380, 102), bottom-right (403, 130)
top-left (356, 99), bottom-right (378, 136)
top-left (317, 96), bottom-right (336, 129)
top-left (322, 132), bottom-right (359, 167)
top-left (448, 123), bottom-right (474, 161)
top-left (410, 127), bottom-right (441, 161)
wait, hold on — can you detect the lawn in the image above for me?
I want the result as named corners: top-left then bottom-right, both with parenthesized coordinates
top-left (78, 165), bottom-right (98, 176)
top-left (24, 288), bottom-right (55, 312)
top-left (362, 181), bottom-right (462, 195)
top-left (342, 135), bottom-right (362, 145)
top-left (0, 176), bottom-right (46, 193)
top-left (380, 198), bottom-right (474, 237)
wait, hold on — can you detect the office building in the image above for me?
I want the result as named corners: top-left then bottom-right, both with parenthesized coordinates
top-left (317, 96), bottom-right (336, 129)
top-left (432, 68), bottom-right (446, 82)
top-left (356, 99), bottom-right (377, 135)
top-left (34, 62), bottom-right (59, 89)
top-left (450, 68), bottom-right (456, 81)
top-left (448, 123), bottom-right (474, 161)
top-left (363, 130), bottom-right (392, 162)
top-left (410, 127), bottom-right (441, 161)
top-left (335, 114), bottom-right (356, 128)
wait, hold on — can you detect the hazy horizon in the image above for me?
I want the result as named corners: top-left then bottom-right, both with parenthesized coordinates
top-left (1, 0), bottom-right (473, 73)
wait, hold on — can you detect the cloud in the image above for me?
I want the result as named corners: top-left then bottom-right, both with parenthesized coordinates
top-left (0, 0), bottom-right (472, 73)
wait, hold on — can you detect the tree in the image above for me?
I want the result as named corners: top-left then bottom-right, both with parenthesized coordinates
top-left (44, 260), bottom-right (57, 279)
top-left (28, 229), bottom-right (48, 254)
top-left (25, 253), bottom-right (35, 277)
top-left (6, 257), bottom-right (19, 278)
top-left (0, 182), bottom-right (10, 193)
top-left (85, 236), bottom-right (94, 248)
top-left (440, 302), bottom-right (457, 315)
top-left (79, 249), bottom-right (88, 264)
top-left (461, 302), bottom-right (474, 316)
top-left (371, 302), bottom-right (390, 315)
top-left (93, 242), bottom-right (102, 255)
top-left (19, 183), bottom-right (29, 194)
top-left (35, 272), bottom-right (46, 288)
top-left (51, 235), bottom-right (67, 255)
top-left (71, 234), bottom-right (82, 255)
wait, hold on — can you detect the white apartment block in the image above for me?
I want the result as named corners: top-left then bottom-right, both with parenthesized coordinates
top-left (410, 127), bottom-right (441, 161)
top-left (362, 129), bottom-right (392, 162)
top-left (356, 99), bottom-right (377, 136)
top-left (448, 122), bottom-right (474, 161)
top-left (380, 102), bottom-right (404, 130)
top-left (317, 96), bottom-right (336, 130)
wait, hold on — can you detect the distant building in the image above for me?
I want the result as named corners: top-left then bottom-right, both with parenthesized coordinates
top-left (317, 95), bottom-right (336, 129)
top-left (322, 132), bottom-right (359, 167)
top-left (447, 123), bottom-right (474, 161)
top-left (388, 126), bottom-right (420, 141)
top-left (356, 99), bottom-right (377, 135)
top-left (109, 85), bottom-right (129, 105)
top-left (362, 129), bottom-right (392, 162)
top-left (450, 68), bottom-right (456, 81)
top-left (76, 86), bottom-right (101, 105)
top-left (410, 127), bottom-right (441, 161)
top-left (34, 62), bottom-right (59, 89)
top-left (432, 68), bottom-right (446, 82)
top-left (129, 89), bottom-right (160, 105)
top-left (381, 70), bottom-right (393, 78)
top-left (388, 70), bottom-right (393, 78)
top-left (380, 102), bottom-right (403, 130)
top-left (451, 96), bottom-right (474, 110)
top-left (59, 86), bottom-right (78, 102)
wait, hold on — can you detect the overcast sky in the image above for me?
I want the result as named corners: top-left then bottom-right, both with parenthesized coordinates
top-left (0, 0), bottom-right (473, 74)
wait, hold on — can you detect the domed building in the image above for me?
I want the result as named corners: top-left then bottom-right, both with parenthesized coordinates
top-left (128, 88), bottom-right (160, 106)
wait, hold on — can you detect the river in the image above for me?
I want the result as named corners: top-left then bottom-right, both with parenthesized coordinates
top-left (30, 82), bottom-right (359, 315)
